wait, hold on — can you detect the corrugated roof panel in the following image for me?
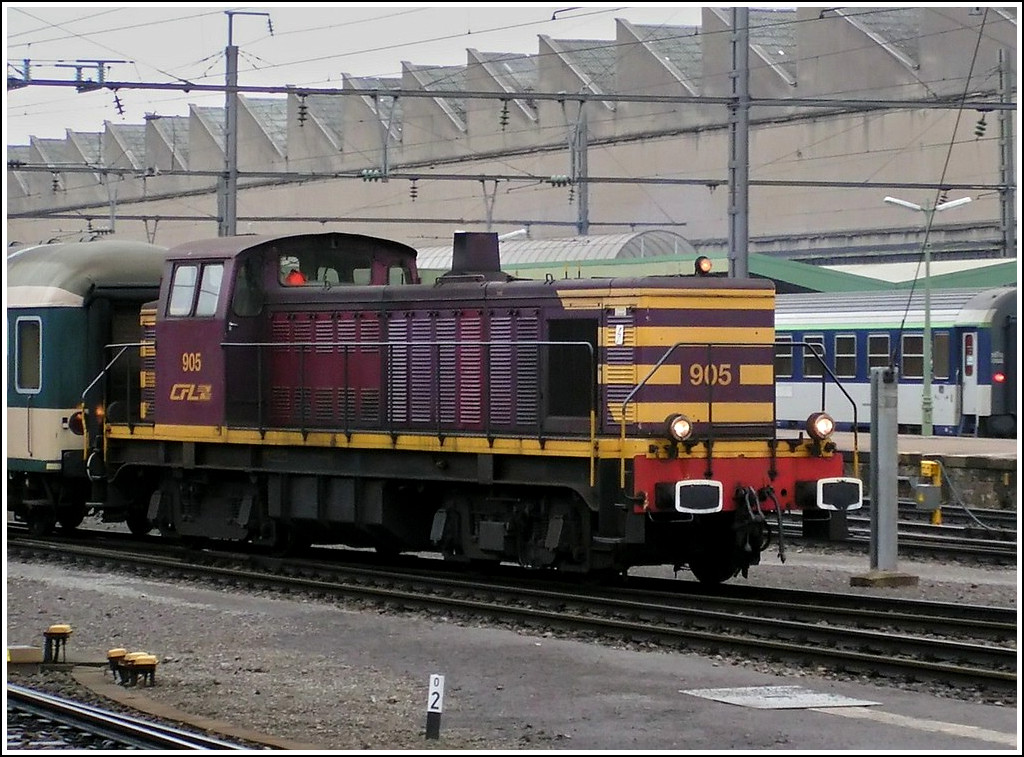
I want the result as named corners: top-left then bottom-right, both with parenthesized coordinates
top-left (151, 116), bottom-right (191, 164)
top-left (844, 6), bottom-right (920, 67)
top-left (554, 39), bottom-right (618, 92)
top-left (68, 131), bottom-right (103, 163)
top-left (194, 106), bottom-right (226, 148)
top-left (477, 52), bottom-right (537, 93)
top-left (106, 124), bottom-right (148, 167)
top-left (33, 137), bottom-right (75, 165)
top-left (306, 94), bottom-right (345, 144)
top-left (634, 24), bottom-right (703, 81)
top-left (245, 97), bottom-right (289, 151)
top-left (750, 8), bottom-right (797, 79)
top-left (411, 64), bottom-right (466, 123)
top-left (775, 286), bottom-right (1015, 329)
top-left (348, 76), bottom-right (403, 134)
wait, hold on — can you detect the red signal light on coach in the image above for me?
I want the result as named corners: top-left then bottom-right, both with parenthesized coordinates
top-left (993, 371), bottom-right (1006, 383)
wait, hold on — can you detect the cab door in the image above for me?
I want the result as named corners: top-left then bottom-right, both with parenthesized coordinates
top-left (154, 260), bottom-right (226, 426)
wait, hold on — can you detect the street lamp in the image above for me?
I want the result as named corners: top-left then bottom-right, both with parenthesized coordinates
top-left (882, 195), bottom-right (972, 435)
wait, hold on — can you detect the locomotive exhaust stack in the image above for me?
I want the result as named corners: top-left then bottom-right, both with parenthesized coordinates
top-left (440, 231), bottom-right (514, 283)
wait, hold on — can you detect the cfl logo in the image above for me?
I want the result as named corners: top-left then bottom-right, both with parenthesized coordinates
top-left (170, 383), bottom-right (213, 402)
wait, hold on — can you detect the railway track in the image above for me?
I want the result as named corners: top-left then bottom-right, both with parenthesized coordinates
top-left (8, 532), bottom-right (1016, 701)
top-left (7, 683), bottom-right (249, 750)
top-left (777, 501), bottom-right (1016, 564)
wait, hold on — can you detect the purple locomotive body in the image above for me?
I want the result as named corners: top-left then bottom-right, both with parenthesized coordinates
top-left (98, 230), bottom-right (860, 582)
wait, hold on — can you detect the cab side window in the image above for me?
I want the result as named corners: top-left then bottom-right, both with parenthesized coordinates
top-left (168, 262), bottom-right (224, 317)
top-left (168, 265), bottom-right (198, 316)
top-left (233, 258), bottom-right (264, 317)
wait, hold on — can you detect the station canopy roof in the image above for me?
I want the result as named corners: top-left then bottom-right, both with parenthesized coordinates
top-left (415, 229), bottom-right (698, 270)
top-left (416, 230), bottom-right (1017, 293)
top-left (415, 229), bottom-right (893, 293)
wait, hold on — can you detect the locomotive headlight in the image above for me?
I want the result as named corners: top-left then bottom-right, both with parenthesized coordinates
top-left (806, 411), bottom-right (836, 440)
top-left (665, 413), bottom-right (693, 442)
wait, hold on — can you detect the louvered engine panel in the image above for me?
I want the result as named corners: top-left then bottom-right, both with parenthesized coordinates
top-left (489, 316), bottom-right (514, 426)
top-left (514, 311), bottom-right (540, 426)
top-left (409, 318), bottom-right (434, 423)
top-left (387, 316), bottom-right (409, 423)
top-left (604, 310), bottom-right (637, 425)
top-left (437, 316), bottom-right (458, 424)
top-left (457, 313), bottom-right (483, 427)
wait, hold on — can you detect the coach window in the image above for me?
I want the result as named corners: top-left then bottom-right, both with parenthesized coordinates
top-left (15, 317), bottom-right (41, 393)
top-left (802, 335), bottom-right (825, 378)
top-left (901, 334), bottom-right (924, 379)
top-left (932, 331), bottom-right (950, 380)
top-left (774, 337), bottom-right (793, 378)
top-left (868, 334), bottom-right (890, 370)
top-left (834, 334), bottom-right (857, 378)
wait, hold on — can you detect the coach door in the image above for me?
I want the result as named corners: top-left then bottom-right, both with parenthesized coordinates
top-left (960, 331), bottom-right (980, 420)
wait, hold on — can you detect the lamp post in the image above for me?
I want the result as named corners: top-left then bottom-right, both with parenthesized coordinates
top-left (882, 195), bottom-right (972, 435)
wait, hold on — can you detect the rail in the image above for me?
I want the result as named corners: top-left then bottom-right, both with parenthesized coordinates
top-left (785, 340), bottom-right (861, 478)
top-left (7, 682), bottom-right (248, 750)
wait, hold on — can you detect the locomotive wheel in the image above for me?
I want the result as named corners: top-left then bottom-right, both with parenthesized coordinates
top-left (269, 523), bottom-right (311, 558)
top-left (688, 555), bottom-right (737, 585)
top-left (27, 509), bottom-right (57, 537)
top-left (126, 512), bottom-right (153, 536)
top-left (57, 506), bottom-right (86, 533)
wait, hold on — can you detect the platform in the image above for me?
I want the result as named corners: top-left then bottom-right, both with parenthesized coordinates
top-left (828, 432), bottom-right (1018, 511)
top-left (830, 432), bottom-right (1018, 460)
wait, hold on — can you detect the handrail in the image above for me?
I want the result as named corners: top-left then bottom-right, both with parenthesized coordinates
top-left (618, 341), bottom-right (701, 489)
top-left (81, 345), bottom-right (132, 402)
top-left (80, 343), bottom-right (136, 455)
top-left (783, 340), bottom-right (860, 478)
top-left (224, 338), bottom-right (600, 486)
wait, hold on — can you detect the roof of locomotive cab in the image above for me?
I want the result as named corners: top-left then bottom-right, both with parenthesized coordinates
top-left (162, 232), bottom-right (420, 261)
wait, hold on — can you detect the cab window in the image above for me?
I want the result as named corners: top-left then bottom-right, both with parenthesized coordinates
top-left (167, 262), bottom-right (224, 317)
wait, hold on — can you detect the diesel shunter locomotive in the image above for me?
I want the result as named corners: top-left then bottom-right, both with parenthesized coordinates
top-left (30, 230), bottom-right (864, 583)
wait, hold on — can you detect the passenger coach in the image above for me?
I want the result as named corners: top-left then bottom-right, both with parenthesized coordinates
top-left (7, 239), bottom-right (168, 534)
top-left (775, 287), bottom-right (1016, 437)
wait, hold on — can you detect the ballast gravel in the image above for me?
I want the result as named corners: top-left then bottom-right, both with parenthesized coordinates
top-left (5, 540), bottom-right (1017, 751)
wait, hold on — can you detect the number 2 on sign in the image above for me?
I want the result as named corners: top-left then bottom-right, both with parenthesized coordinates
top-left (427, 674), bottom-right (445, 713)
